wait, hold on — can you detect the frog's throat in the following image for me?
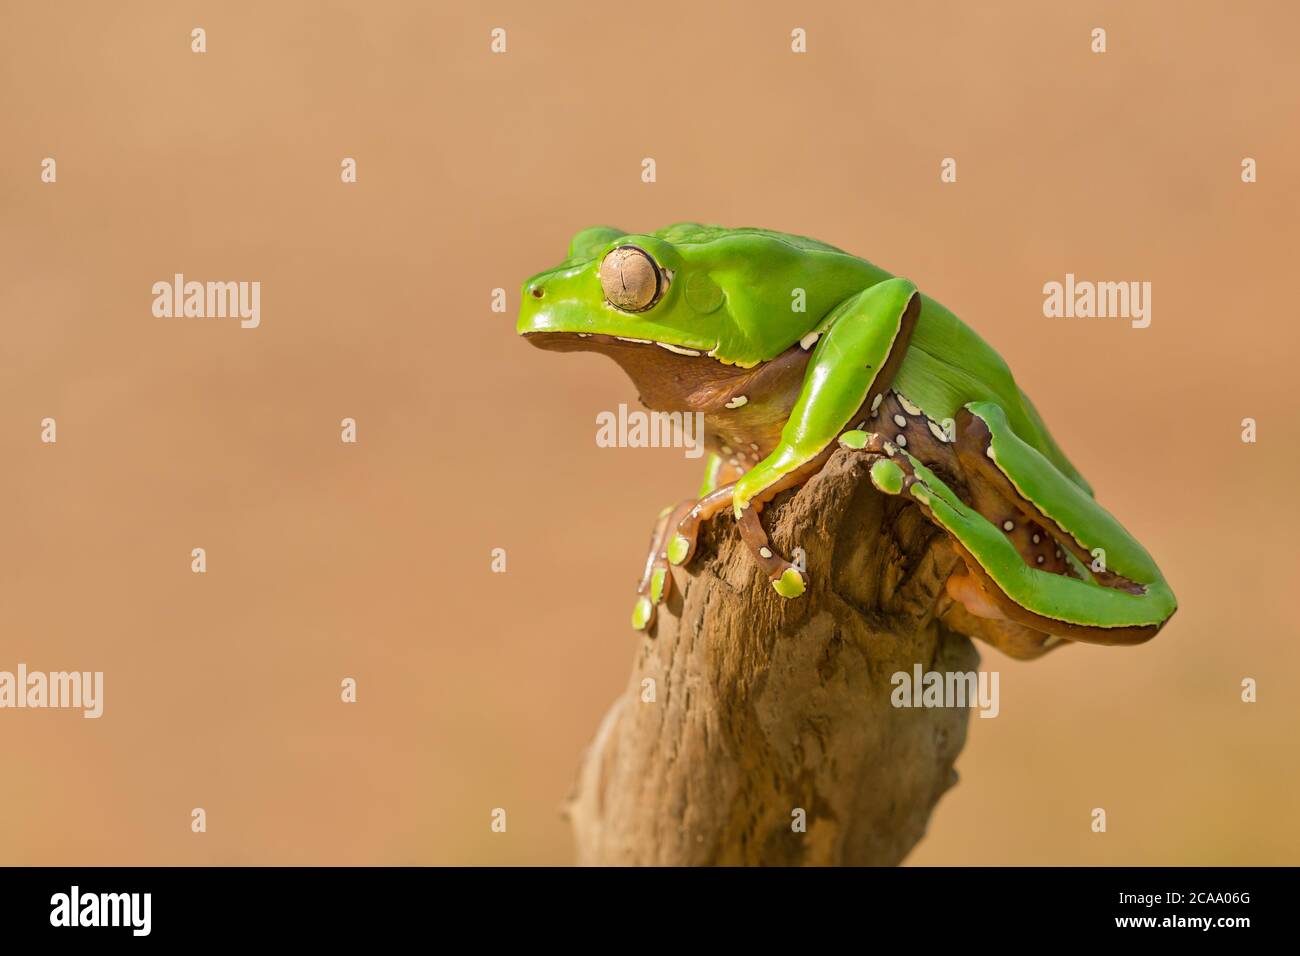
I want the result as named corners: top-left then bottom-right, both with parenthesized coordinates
top-left (522, 331), bottom-right (809, 414)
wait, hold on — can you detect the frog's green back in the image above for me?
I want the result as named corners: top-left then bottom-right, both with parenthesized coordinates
top-left (653, 223), bottom-right (855, 256)
top-left (655, 225), bottom-right (1092, 494)
top-left (607, 223), bottom-right (1091, 494)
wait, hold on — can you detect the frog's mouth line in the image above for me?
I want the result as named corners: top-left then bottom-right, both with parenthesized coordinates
top-left (522, 330), bottom-right (739, 366)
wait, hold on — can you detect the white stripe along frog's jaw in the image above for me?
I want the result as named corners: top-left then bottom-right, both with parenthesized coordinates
top-left (525, 330), bottom-right (772, 370)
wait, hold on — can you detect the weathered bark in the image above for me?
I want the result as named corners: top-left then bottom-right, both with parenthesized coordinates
top-left (566, 448), bottom-right (979, 866)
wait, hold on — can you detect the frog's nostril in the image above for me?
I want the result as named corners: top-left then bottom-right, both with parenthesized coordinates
top-left (530, 286), bottom-right (544, 299)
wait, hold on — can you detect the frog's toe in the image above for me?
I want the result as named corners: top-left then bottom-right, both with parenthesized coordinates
top-left (870, 458), bottom-right (907, 495)
top-left (663, 483), bottom-right (742, 571)
top-left (838, 429), bottom-right (887, 453)
top-left (757, 549), bottom-right (806, 599)
top-left (632, 499), bottom-right (696, 633)
top-left (649, 566), bottom-right (667, 604)
top-left (772, 567), bottom-right (806, 598)
top-left (631, 566), bottom-right (671, 630)
top-left (664, 512), bottom-right (706, 568)
top-left (631, 595), bottom-right (654, 631)
top-left (735, 503), bottom-right (807, 598)
top-left (838, 429), bottom-right (871, 451)
top-left (666, 533), bottom-right (691, 566)
top-left (839, 431), bottom-right (911, 497)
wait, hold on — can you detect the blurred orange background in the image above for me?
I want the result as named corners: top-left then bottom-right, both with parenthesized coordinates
top-left (1, 0), bottom-right (1297, 865)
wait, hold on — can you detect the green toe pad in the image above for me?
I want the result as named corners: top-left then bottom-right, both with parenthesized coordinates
top-left (666, 534), bottom-right (690, 565)
top-left (650, 568), bottom-right (667, 604)
top-left (772, 567), bottom-right (806, 598)
top-left (870, 458), bottom-right (905, 495)
top-left (631, 597), bottom-right (653, 630)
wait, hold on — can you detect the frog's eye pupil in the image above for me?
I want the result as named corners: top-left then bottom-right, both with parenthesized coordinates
top-left (599, 246), bottom-right (662, 312)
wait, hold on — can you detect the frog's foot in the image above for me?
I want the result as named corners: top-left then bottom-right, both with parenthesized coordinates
top-left (664, 483), bottom-right (738, 569)
top-left (736, 504), bottom-right (805, 598)
top-left (859, 438), bottom-right (925, 498)
top-left (838, 433), bottom-right (1068, 657)
top-left (837, 430), bottom-right (915, 495)
top-left (942, 574), bottom-right (1068, 660)
top-left (838, 429), bottom-right (887, 455)
top-left (660, 477), bottom-right (806, 599)
top-left (632, 499), bottom-right (695, 632)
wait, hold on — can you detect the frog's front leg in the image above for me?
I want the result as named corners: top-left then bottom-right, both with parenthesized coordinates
top-left (861, 402), bottom-right (1177, 644)
top-left (725, 278), bottom-right (922, 597)
top-left (662, 476), bottom-right (811, 599)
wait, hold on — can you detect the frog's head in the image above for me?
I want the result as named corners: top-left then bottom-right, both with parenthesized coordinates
top-left (517, 223), bottom-right (878, 371)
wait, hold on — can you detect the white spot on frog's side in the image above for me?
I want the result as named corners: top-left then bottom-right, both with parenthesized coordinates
top-left (722, 445), bottom-right (733, 455)
top-left (1036, 555), bottom-right (1045, 565)
top-left (1055, 548), bottom-right (1062, 558)
top-left (883, 441), bottom-right (897, 457)
top-left (1032, 533), bottom-right (1041, 544)
top-left (577, 333), bottom-right (591, 337)
top-left (749, 442), bottom-right (759, 451)
top-left (724, 395), bottom-right (748, 409)
top-left (656, 342), bottom-right (702, 356)
top-left (986, 445), bottom-right (996, 459)
top-left (893, 414), bottom-right (907, 428)
top-left (927, 420), bottom-right (950, 443)
top-left (760, 547), bottom-right (773, 559)
top-left (896, 393), bottom-right (923, 416)
top-left (895, 434), bottom-right (907, 448)
top-left (800, 331), bottom-right (820, 350)
top-left (617, 336), bottom-right (653, 345)
top-left (870, 393), bottom-right (884, 412)
top-left (1002, 520), bottom-right (1015, 532)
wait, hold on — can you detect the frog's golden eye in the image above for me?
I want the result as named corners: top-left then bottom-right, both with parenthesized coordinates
top-left (599, 245), bottom-right (664, 312)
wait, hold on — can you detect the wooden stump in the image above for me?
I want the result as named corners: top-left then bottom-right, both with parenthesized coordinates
top-left (566, 448), bottom-right (980, 866)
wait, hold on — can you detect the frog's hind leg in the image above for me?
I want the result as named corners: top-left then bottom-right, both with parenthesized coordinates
top-left (939, 507), bottom-right (1075, 660)
top-left (838, 432), bottom-right (1060, 658)
top-left (940, 593), bottom-right (1068, 660)
top-left (944, 446), bottom-right (1077, 645)
top-left (946, 447), bottom-right (1076, 621)
top-left (870, 402), bottom-right (1176, 645)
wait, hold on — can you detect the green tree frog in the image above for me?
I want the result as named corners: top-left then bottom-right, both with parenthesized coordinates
top-left (517, 224), bottom-right (1176, 658)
